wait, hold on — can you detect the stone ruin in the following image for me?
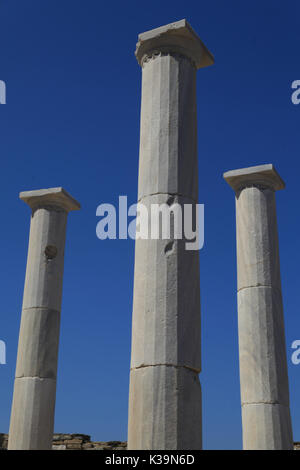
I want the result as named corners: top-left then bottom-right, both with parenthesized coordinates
top-left (5, 20), bottom-right (295, 450)
top-left (0, 434), bottom-right (126, 451)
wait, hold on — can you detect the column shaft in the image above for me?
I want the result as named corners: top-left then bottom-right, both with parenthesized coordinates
top-left (128, 20), bottom-right (214, 450)
top-left (224, 165), bottom-right (293, 450)
top-left (8, 188), bottom-right (80, 450)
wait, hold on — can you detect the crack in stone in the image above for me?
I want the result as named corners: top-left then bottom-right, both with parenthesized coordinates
top-left (242, 401), bottom-right (281, 406)
top-left (131, 363), bottom-right (200, 374)
top-left (15, 376), bottom-right (56, 381)
top-left (22, 307), bottom-right (60, 313)
top-left (238, 285), bottom-right (274, 292)
top-left (138, 192), bottom-right (197, 204)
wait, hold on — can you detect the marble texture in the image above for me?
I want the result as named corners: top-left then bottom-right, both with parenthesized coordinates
top-left (224, 165), bottom-right (293, 450)
top-left (8, 377), bottom-right (56, 450)
top-left (128, 366), bottom-right (202, 450)
top-left (128, 20), bottom-right (213, 450)
top-left (8, 188), bottom-right (80, 450)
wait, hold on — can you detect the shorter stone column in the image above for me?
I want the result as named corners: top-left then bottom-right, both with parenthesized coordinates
top-left (224, 164), bottom-right (293, 450)
top-left (8, 188), bottom-right (80, 450)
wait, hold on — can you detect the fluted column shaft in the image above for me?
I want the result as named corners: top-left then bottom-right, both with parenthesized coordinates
top-left (224, 165), bottom-right (293, 450)
top-left (128, 20), bottom-right (214, 450)
top-left (8, 188), bottom-right (80, 450)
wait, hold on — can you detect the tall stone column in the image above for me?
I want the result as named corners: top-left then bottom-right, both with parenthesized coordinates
top-left (8, 188), bottom-right (80, 450)
top-left (224, 164), bottom-right (293, 450)
top-left (128, 20), bottom-right (214, 450)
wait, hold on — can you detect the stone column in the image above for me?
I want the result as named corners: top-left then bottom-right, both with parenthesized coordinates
top-left (128, 20), bottom-right (214, 450)
top-left (224, 164), bottom-right (293, 450)
top-left (8, 188), bottom-right (80, 450)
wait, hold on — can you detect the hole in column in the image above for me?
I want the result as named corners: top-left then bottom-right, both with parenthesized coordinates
top-left (44, 245), bottom-right (58, 260)
top-left (164, 241), bottom-right (174, 256)
top-left (166, 196), bottom-right (175, 206)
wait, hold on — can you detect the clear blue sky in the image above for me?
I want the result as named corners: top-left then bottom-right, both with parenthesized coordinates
top-left (0, 0), bottom-right (300, 450)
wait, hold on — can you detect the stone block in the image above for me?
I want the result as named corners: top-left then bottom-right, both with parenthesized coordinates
top-left (238, 286), bottom-right (290, 406)
top-left (128, 365), bottom-right (202, 450)
top-left (242, 403), bottom-right (293, 450)
top-left (22, 207), bottom-right (68, 312)
top-left (15, 307), bottom-right (60, 379)
top-left (130, 194), bottom-right (201, 372)
top-left (8, 377), bottom-right (56, 450)
top-left (235, 186), bottom-right (281, 291)
top-left (137, 53), bottom-right (198, 202)
top-left (135, 19), bottom-right (214, 69)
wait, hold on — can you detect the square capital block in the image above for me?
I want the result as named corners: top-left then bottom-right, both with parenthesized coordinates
top-left (135, 19), bottom-right (214, 69)
top-left (20, 187), bottom-right (81, 212)
top-left (223, 164), bottom-right (285, 192)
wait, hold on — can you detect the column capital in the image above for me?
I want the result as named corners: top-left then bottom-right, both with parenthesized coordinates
top-left (19, 187), bottom-right (81, 212)
top-left (223, 164), bottom-right (285, 192)
top-left (135, 19), bottom-right (214, 69)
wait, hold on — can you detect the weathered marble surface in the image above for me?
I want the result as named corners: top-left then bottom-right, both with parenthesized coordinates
top-left (8, 188), bottom-right (80, 450)
top-left (128, 20), bottom-right (214, 450)
top-left (224, 165), bottom-right (293, 450)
